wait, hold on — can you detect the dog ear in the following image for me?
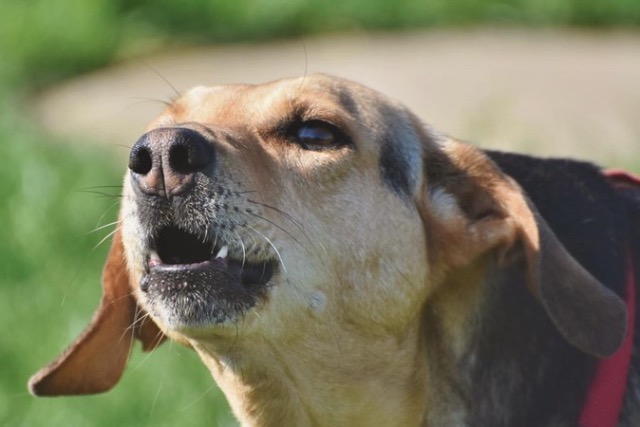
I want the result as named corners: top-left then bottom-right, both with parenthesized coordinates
top-left (28, 228), bottom-right (165, 396)
top-left (421, 140), bottom-right (627, 357)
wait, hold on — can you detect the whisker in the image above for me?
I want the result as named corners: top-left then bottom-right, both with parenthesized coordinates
top-left (124, 309), bottom-right (151, 337)
top-left (94, 226), bottom-right (121, 250)
top-left (112, 291), bottom-right (139, 306)
top-left (246, 225), bottom-right (286, 273)
top-left (130, 337), bottom-right (161, 373)
top-left (79, 185), bottom-right (124, 190)
top-left (142, 61), bottom-right (181, 98)
top-left (98, 200), bottom-right (120, 219)
top-left (302, 41), bottom-right (308, 79)
top-left (244, 211), bottom-right (304, 250)
top-left (395, 267), bottom-right (419, 294)
top-left (246, 199), bottom-right (319, 254)
top-left (127, 97), bottom-right (172, 108)
top-left (119, 304), bottom-right (144, 343)
top-left (247, 199), bottom-right (305, 230)
top-left (77, 190), bottom-right (123, 199)
top-left (227, 322), bottom-right (242, 355)
top-left (223, 309), bottom-right (244, 356)
top-left (235, 232), bottom-right (247, 269)
top-left (245, 196), bottom-right (331, 267)
top-left (111, 143), bottom-right (134, 151)
top-left (151, 329), bottom-right (165, 349)
top-left (180, 383), bottom-right (218, 412)
top-left (122, 308), bottom-right (165, 373)
top-left (93, 200), bottom-right (121, 230)
top-left (148, 354), bottom-right (167, 422)
top-left (86, 220), bottom-right (120, 236)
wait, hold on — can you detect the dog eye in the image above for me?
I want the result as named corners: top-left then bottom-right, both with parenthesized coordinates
top-left (293, 121), bottom-right (347, 151)
top-left (298, 123), bottom-right (334, 144)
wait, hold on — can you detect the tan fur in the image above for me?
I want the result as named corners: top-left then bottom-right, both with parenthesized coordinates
top-left (30, 74), bottom-right (627, 426)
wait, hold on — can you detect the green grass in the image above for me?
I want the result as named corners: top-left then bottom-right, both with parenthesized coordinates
top-left (1, 0), bottom-right (640, 425)
top-left (3, 0), bottom-right (640, 89)
top-left (0, 104), bottom-right (237, 426)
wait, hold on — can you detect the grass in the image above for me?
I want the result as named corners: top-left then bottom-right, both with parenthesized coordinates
top-left (0, 106), bottom-right (237, 426)
top-left (3, 0), bottom-right (640, 89)
top-left (1, 0), bottom-right (639, 425)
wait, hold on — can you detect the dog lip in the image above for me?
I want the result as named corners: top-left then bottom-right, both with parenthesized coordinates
top-left (141, 249), bottom-right (275, 296)
top-left (139, 253), bottom-right (275, 329)
top-left (145, 256), bottom-right (275, 284)
top-left (149, 256), bottom-right (229, 273)
top-left (147, 246), bottom-right (228, 270)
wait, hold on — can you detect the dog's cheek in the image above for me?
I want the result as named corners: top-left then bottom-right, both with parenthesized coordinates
top-left (273, 252), bottom-right (333, 311)
top-left (336, 250), bottom-right (429, 332)
top-left (327, 203), bottom-right (429, 332)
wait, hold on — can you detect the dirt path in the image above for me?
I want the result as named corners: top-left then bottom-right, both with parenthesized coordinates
top-left (33, 29), bottom-right (640, 167)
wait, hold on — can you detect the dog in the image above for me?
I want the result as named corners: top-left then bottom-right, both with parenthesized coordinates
top-left (29, 74), bottom-right (640, 426)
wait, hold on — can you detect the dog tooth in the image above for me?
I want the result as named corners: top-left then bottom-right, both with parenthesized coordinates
top-left (148, 250), bottom-right (162, 268)
top-left (215, 245), bottom-right (229, 259)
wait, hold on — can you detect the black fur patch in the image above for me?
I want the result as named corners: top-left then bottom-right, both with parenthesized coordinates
top-left (464, 263), bottom-right (594, 426)
top-left (488, 151), bottom-right (627, 297)
top-left (336, 87), bottom-right (360, 116)
top-left (462, 151), bottom-right (632, 425)
top-left (379, 138), bottom-right (413, 196)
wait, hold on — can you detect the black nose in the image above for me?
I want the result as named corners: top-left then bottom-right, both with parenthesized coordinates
top-left (128, 128), bottom-right (214, 197)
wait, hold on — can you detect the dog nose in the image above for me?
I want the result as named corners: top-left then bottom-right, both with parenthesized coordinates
top-left (128, 128), bottom-right (214, 197)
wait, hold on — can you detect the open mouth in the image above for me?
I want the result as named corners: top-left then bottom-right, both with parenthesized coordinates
top-left (146, 226), bottom-right (274, 287)
top-left (139, 225), bottom-right (275, 328)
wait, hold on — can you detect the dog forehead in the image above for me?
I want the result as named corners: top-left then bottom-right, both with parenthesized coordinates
top-left (167, 74), bottom-right (382, 123)
top-left (161, 75), bottom-right (424, 195)
top-left (166, 83), bottom-right (254, 125)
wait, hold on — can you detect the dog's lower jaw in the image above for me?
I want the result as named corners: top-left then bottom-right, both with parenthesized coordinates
top-left (189, 327), bottom-right (430, 427)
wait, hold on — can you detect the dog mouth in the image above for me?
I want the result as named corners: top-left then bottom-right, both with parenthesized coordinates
top-left (140, 225), bottom-right (275, 329)
top-left (147, 226), bottom-right (274, 285)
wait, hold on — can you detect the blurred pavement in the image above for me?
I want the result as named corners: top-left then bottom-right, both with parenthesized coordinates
top-left (33, 29), bottom-right (640, 166)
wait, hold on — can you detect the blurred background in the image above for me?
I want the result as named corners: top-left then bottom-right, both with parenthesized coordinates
top-left (2, 1), bottom-right (639, 426)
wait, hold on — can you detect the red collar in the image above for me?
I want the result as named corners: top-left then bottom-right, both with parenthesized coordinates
top-left (580, 170), bottom-right (639, 427)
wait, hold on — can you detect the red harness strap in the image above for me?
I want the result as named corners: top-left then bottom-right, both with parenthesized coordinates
top-left (579, 170), bottom-right (640, 427)
top-left (579, 258), bottom-right (635, 427)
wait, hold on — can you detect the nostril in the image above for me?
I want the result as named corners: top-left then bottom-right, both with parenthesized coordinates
top-left (168, 129), bottom-right (213, 174)
top-left (168, 143), bottom-right (191, 174)
top-left (129, 144), bottom-right (153, 175)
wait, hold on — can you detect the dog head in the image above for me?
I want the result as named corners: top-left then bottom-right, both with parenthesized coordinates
top-left (30, 75), bottom-right (626, 407)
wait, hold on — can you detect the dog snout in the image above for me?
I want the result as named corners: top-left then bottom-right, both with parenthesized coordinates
top-left (128, 127), bottom-right (214, 197)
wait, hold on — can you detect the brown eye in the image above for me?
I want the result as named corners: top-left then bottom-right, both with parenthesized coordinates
top-left (298, 123), bottom-right (335, 146)
top-left (292, 120), bottom-right (350, 151)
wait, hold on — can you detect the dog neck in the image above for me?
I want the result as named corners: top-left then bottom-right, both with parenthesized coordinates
top-left (189, 322), bottom-right (430, 427)
top-left (183, 265), bottom-right (495, 427)
top-left (422, 261), bottom-right (597, 427)
top-left (184, 259), bottom-right (597, 427)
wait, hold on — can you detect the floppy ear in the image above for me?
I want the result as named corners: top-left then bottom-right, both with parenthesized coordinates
top-left (28, 228), bottom-right (165, 396)
top-left (421, 140), bottom-right (627, 357)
